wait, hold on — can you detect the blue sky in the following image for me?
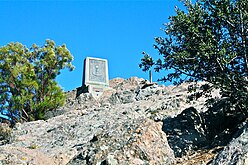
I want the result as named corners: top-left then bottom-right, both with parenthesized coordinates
top-left (0, 0), bottom-right (184, 91)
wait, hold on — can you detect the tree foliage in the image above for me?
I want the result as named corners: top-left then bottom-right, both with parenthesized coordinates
top-left (0, 40), bottom-right (74, 122)
top-left (140, 0), bottom-right (248, 114)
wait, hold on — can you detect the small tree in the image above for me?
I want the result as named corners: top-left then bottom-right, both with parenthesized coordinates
top-left (0, 40), bottom-right (74, 122)
top-left (140, 0), bottom-right (247, 115)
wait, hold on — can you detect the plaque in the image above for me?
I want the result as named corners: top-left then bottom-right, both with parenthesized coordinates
top-left (83, 57), bottom-right (109, 99)
top-left (89, 59), bottom-right (106, 83)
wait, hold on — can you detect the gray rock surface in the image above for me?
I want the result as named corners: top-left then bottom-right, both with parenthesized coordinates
top-left (0, 105), bottom-right (175, 164)
top-left (1, 77), bottom-right (246, 165)
top-left (210, 121), bottom-right (248, 165)
top-left (163, 107), bottom-right (208, 157)
top-left (0, 77), bottom-right (180, 165)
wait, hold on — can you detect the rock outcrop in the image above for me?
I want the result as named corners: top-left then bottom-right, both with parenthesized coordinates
top-left (210, 121), bottom-right (248, 165)
top-left (0, 77), bottom-right (247, 165)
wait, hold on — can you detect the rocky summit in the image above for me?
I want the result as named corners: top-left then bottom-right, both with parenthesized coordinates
top-left (0, 77), bottom-right (247, 165)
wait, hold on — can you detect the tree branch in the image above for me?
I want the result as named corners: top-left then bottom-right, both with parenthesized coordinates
top-left (170, 66), bottom-right (208, 82)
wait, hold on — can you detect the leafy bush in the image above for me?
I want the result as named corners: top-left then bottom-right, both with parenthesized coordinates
top-left (0, 40), bottom-right (74, 122)
top-left (140, 0), bottom-right (248, 115)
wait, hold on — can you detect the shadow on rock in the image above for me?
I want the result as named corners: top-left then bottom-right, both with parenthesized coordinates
top-left (162, 99), bottom-right (247, 157)
top-left (162, 107), bottom-right (207, 157)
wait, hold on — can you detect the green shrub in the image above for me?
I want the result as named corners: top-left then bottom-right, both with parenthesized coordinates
top-left (0, 40), bottom-right (74, 122)
top-left (140, 0), bottom-right (248, 115)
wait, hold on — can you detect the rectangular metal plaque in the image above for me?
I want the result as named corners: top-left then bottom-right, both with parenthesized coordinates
top-left (89, 59), bottom-right (106, 83)
top-left (83, 57), bottom-right (109, 87)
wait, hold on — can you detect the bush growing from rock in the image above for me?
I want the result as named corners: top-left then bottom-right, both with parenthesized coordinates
top-left (0, 40), bottom-right (74, 122)
top-left (140, 0), bottom-right (248, 116)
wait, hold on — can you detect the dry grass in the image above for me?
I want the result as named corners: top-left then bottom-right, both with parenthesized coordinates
top-left (0, 123), bottom-right (12, 144)
top-left (174, 146), bottom-right (224, 165)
